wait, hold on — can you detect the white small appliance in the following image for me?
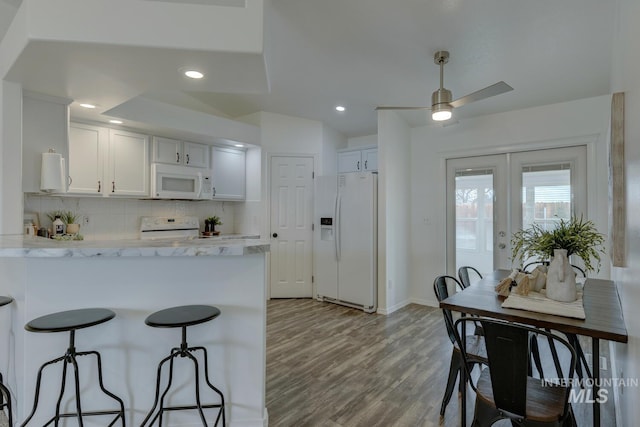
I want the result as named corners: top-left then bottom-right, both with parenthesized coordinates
top-left (151, 163), bottom-right (212, 200)
top-left (139, 216), bottom-right (200, 240)
top-left (314, 172), bottom-right (377, 313)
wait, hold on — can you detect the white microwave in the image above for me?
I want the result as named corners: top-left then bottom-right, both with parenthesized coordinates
top-left (151, 163), bottom-right (213, 200)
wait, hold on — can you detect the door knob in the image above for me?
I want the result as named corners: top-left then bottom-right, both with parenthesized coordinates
top-left (498, 243), bottom-right (506, 249)
top-left (272, 233), bottom-right (278, 238)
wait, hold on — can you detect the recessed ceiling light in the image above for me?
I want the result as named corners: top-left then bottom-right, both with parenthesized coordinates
top-left (234, 144), bottom-right (244, 148)
top-left (184, 70), bottom-right (204, 79)
top-left (109, 120), bottom-right (123, 124)
top-left (335, 105), bottom-right (346, 112)
top-left (79, 103), bottom-right (96, 109)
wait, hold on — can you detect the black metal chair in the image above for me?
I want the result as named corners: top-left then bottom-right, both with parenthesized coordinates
top-left (457, 266), bottom-right (483, 289)
top-left (433, 275), bottom-right (487, 417)
top-left (454, 317), bottom-right (577, 427)
top-left (0, 296), bottom-right (13, 427)
top-left (141, 305), bottom-right (225, 427)
top-left (21, 308), bottom-right (126, 427)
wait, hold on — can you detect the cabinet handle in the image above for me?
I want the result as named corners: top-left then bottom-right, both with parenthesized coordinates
top-left (98, 180), bottom-right (101, 192)
top-left (68, 176), bottom-right (73, 186)
top-left (112, 181), bottom-right (115, 193)
top-left (213, 187), bottom-right (216, 196)
top-left (357, 161), bottom-right (360, 170)
top-left (176, 152), bottom-right (180, 163)
top-left (186, 154), bottom-right (190, 164)
top-left (365, 160), bottom-right (368, 170)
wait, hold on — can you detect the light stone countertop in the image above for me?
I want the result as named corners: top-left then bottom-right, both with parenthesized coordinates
top-left (0, 234), bottom-right (269, 258)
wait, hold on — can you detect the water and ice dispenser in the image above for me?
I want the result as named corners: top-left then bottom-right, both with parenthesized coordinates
top-left (320, 217), bottom-right (334, 241)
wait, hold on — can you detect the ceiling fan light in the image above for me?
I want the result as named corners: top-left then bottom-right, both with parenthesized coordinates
top-left (432, 105), bottom-right (452, 121)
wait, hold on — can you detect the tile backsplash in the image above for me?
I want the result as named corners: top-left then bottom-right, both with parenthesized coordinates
top-left (24, 195), bottom-right (237, 240)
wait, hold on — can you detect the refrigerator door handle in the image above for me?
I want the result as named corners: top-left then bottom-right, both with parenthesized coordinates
top-left (335, 193), bottom-right (341, 262)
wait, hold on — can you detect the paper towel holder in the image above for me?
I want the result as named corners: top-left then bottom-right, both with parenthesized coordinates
top-left (40, 148), bottom-right (66, 193)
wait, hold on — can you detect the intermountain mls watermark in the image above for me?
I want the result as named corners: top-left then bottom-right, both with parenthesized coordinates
top-left (543, 378), bottom-right (639, 404)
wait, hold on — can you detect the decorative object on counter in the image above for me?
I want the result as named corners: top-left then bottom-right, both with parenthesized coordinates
top-left (546, 248), bottom-right (577, 302)
top-left (61, 211), bottom-right (81, 235)
top-left (511, 215), bottom-right (606, 274)
top-left (52, 215), bottom-right (65, 236)
top-left (495, 269), bottom-right (533, 297)
top-left (47, 210), bottom-right (81, 236)
top-left (204, 215), bottom-right (223, 236)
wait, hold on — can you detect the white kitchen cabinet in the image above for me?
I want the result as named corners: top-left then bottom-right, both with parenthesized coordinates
top-left (153, 136), bottom-right (209, 168)
top-left (338, 147), bottom-right (378, 173)
top-left (108, 129), bottom-right (150, 197)
top-left (68, 123), bottom-right (107, 194)
top-left (67, 124), bottom-right (149, 197)
top-left (211, 146), bottom-right (245, 200)
top-left (362, 148), bottom-right (378, 171)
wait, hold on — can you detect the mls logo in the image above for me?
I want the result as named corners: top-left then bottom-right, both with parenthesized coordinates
top-left (569, 388), bottom-right (608, 404)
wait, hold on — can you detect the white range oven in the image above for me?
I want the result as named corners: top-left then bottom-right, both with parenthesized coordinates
top-left (139, 216), bottom-right (200, 240)
top-left (151, 163), bottom-right (212, 200)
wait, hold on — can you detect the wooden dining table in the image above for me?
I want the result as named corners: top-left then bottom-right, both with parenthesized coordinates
top-left (439, 270), bottom-right (628, 427)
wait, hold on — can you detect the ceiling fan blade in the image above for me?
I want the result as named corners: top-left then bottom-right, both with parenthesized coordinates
top-left (375, 106), bottom-right (431, 111)
top-left (449, 81), bottom-right (513, 109)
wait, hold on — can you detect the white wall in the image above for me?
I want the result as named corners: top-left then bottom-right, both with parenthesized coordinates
top-left (322, 123), bottom-right (347, 175)
top-left (410, 95), bottom-right (611, 306)
top-left (348, 134), bottom-right (377, 149)
top-left (610, 0), bottom-right (640, 424)
top-left (377, 111), bottom-right (412, 313)
top-left (0, 80), bottom-right (22, 235)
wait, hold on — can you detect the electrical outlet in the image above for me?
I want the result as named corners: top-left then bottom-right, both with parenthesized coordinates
top-left (83, 216), bottom-right (90, 225)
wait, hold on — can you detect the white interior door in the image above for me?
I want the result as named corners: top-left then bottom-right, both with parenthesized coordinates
top-left (446, 146), bottom-right (587, 275)
top-left (270, 156), bottom-right (314, 298)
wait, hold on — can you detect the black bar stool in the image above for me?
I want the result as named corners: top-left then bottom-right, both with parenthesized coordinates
top-left (141, 305), bottom-right (225, 427)
top-left (0, 296), bottom-right (13, 427)
top-left (21, 308), bottom-right (126, 427)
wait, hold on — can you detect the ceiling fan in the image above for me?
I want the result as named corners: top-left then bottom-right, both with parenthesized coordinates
top-left (376, 50), bottom-right (513, 121)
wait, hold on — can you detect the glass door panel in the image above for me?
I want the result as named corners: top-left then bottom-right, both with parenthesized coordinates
top-left (447, 146), bottom-right (587, 275)
top-left (455, 170), bottom-right (494, 274)
top-left (447, 155), bottom-right (508, 276)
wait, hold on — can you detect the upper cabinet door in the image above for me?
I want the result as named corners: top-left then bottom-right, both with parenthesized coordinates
top-left (68, 123), bottom-right (106, 195)
top-left (338, 150), bottom-right (362, 173)
top-left (108, 129), bottom-right (149, 197)
top-left (183, 142), bottom-right (209, 168)
top-left (152, 136), bottom-right (181, 165)
top-left (211, 146), bottom-right (245, 200)
top-left (362, 148), bottom-right (378, 171)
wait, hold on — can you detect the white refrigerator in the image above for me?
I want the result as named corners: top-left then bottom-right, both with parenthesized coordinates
top-left (314, 172), bottom-right (377, 313)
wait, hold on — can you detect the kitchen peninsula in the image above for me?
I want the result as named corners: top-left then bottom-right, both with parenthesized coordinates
top-left (0, 236), bottom-right (269, 426)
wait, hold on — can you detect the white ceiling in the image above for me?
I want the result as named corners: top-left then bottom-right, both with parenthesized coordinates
top-left (0, 0), bottom-right (615, 138)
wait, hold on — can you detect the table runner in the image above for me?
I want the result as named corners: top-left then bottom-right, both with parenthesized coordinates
top-left (501, 288), bottom-right (586, 319)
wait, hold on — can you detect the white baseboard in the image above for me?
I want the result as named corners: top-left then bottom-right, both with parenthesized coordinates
top-left (377, 298), bottom-right (412, 315)
top-left (408, 297), bottom-right (439, 308)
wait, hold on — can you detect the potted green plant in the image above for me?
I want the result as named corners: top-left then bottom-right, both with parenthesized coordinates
top-left (204, 216), bottom-right (223, 236)
top-left (61, 211), bottom-right (81, 235)
top-left (510, 215), bottom-right (606, 273)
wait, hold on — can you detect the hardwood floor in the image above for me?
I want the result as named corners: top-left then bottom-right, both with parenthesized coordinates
top-left (266, 299), bottom-right (616, 427)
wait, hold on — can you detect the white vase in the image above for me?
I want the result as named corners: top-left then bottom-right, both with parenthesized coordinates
top-left (545, 249), bottom-right (577, 302)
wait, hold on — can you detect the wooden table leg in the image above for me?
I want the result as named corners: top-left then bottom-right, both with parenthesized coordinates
top-left (460, 314), bottom-right (466, 427)
top-left (592, 337), bottom-right (600, 427)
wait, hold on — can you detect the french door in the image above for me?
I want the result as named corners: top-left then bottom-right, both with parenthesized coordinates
top-left (446, 146), bottom-right (587, 276)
